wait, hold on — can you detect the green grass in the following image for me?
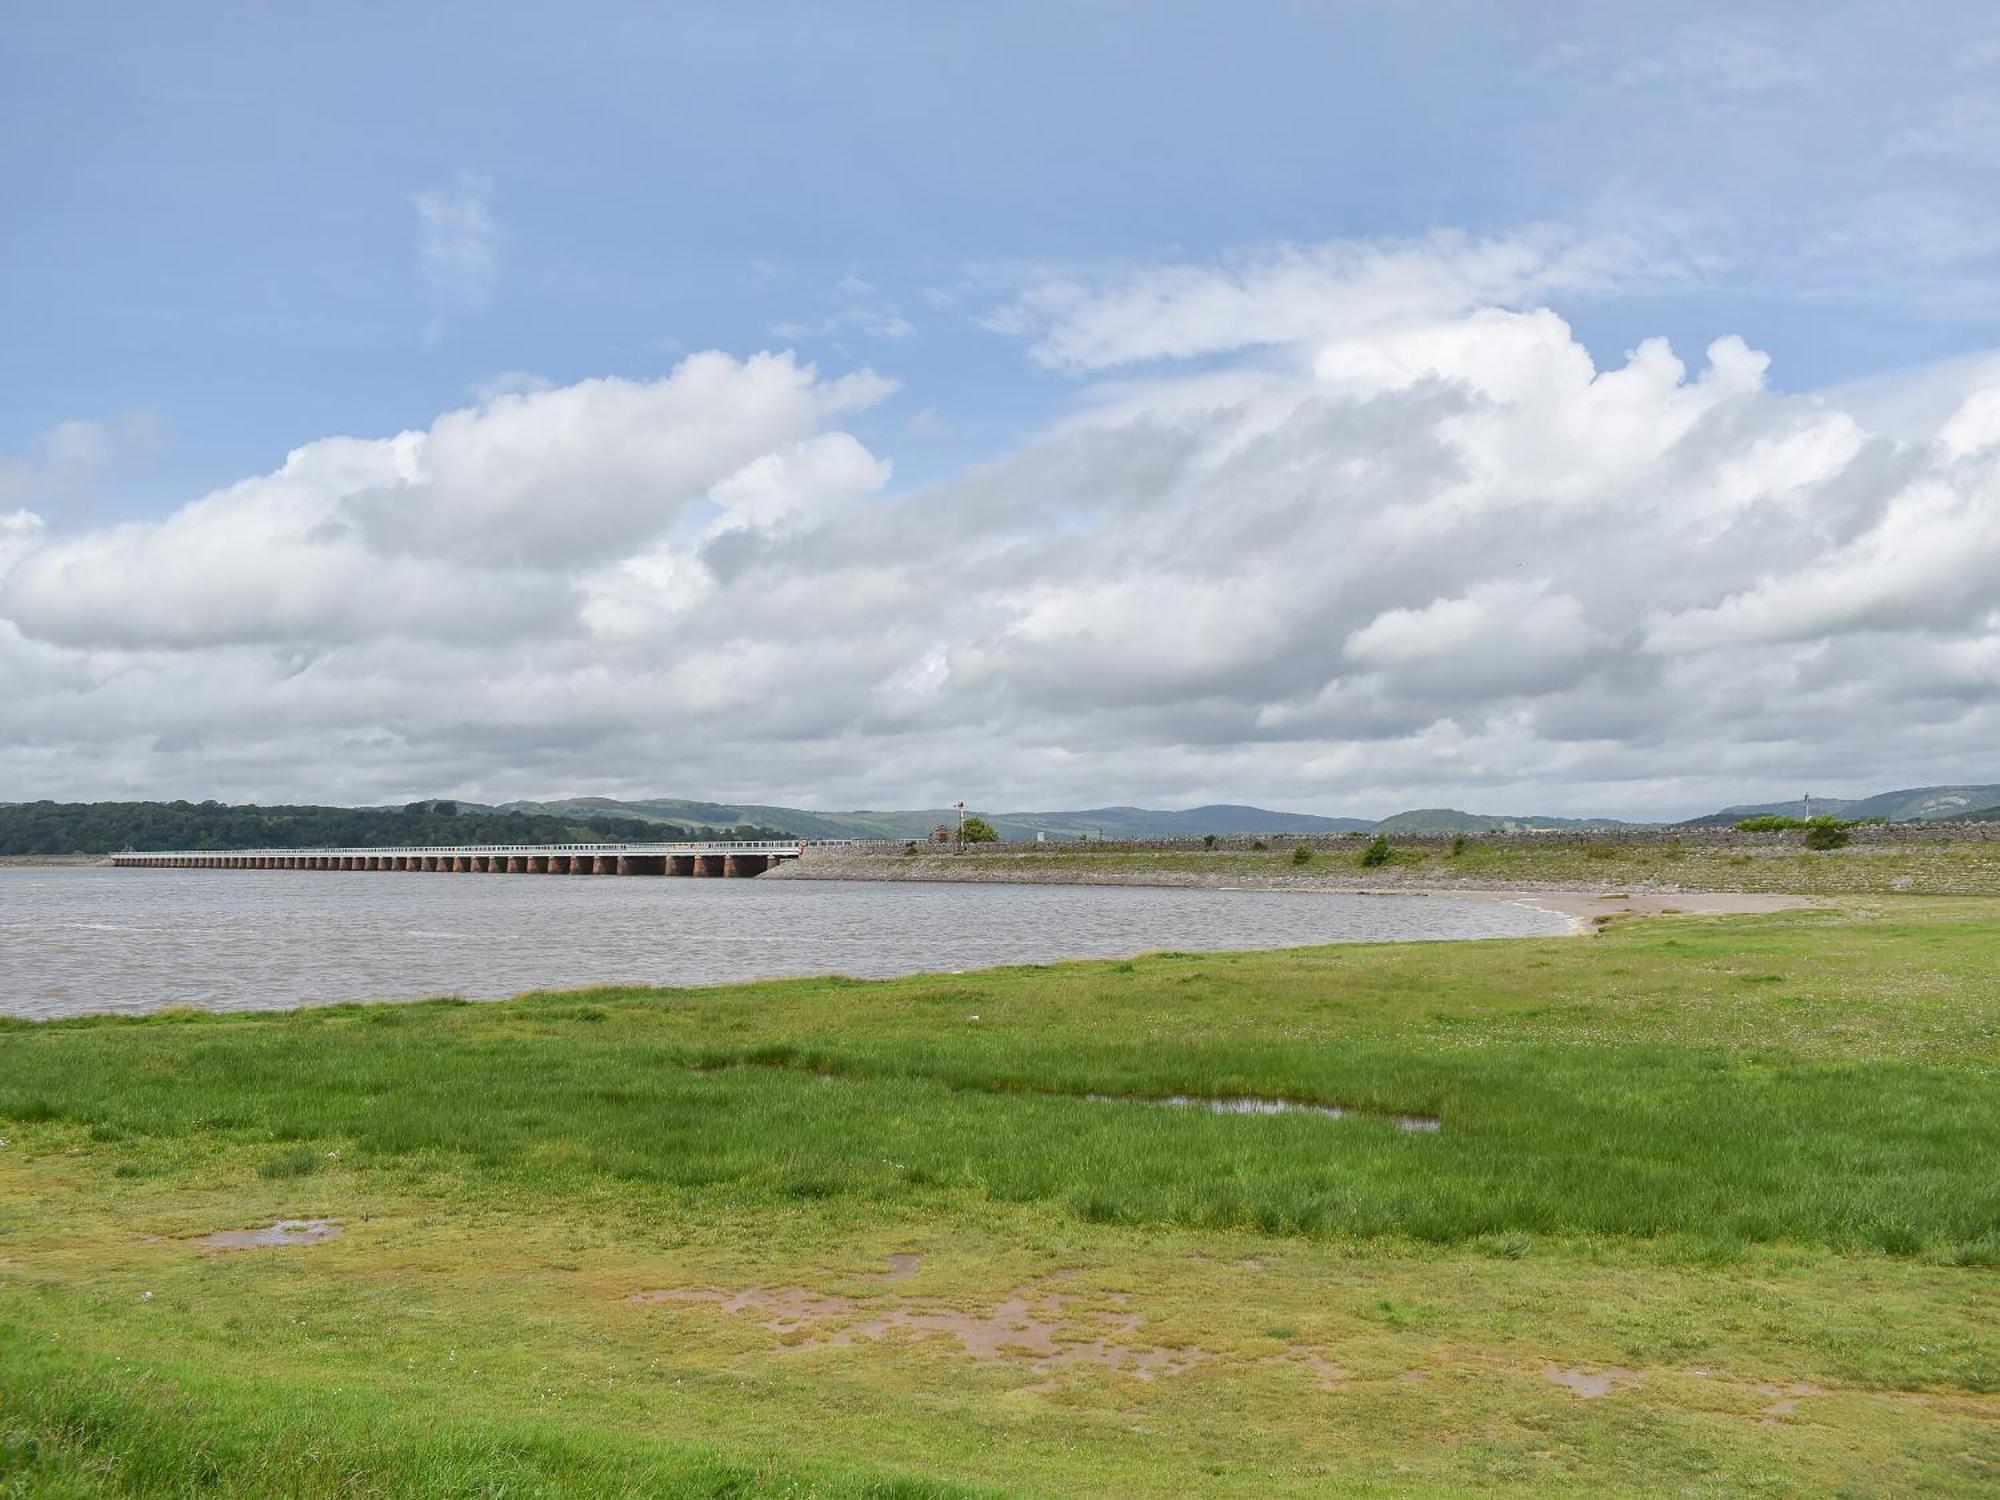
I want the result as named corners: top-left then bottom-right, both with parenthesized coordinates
top-left (923, 836), bottom-right (2000, 895)
top-left (2, 899), bottom-right (1997, 1495)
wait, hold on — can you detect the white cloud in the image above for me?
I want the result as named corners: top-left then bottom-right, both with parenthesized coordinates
top-left (413, 173), bottom-right (497, 321)
top-left (0, 411), bottom-right (164, 522)
top-left (4, 231), bottom-right (1999, 817)
top-left (1615, 21), bottom-right (1814, 96)
top-left (1893, 94), bottom-right (2000, 169)
top-left (993, 227), bottom-right (1686, 372)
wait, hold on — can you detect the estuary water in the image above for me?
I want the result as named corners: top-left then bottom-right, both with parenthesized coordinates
top-left (0, 865), bottom-right (1570, 1020)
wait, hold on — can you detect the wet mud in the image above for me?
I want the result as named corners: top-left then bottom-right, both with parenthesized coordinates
top-left (1543, 1364), bottom-right (1641, 1398)
top-left (195, 1218), bottom-right (343, 1250)
top-left (632, 1270), bottom-right (1210, 1380)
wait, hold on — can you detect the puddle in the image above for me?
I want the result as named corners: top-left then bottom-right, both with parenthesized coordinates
top-left (1087, 1092), bottom-right (1440, 1133)
top-left (632, 1273), bottom-right (1208, 1380)
top-left (195, 1219), bottom-right (342, 1250)
top-left (1543, 1364), bottom-right (1640, 1399)
top-left (1755, 1381), bottom-right (1825, 1419)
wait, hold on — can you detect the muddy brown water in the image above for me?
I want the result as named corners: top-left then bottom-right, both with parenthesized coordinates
top-left (1, 866), bottom-right (1569, 1018)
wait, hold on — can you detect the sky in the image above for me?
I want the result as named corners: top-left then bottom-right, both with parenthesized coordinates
top-left (3, 1), bottom-right (1998, 820)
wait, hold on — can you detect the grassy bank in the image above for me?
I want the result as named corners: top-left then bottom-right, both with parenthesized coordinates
top-left (789, 835), bottom-right (2000, 896)
top-left (3, 899), bottom-right (1996, 1495)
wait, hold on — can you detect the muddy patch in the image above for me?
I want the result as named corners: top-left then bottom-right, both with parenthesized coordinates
top-left (1087, 1092), bottom-right (1440, 1133)
top-left (1267, 1350), bottom-right (1351, 1388)
top-left (632, 1274), bottom-right (1207, 1380)
top-left (1755, 1381), bottom-right (1825, 1420)
top-left (195, 1218), bottom-right (342, 1250)
top-left (880, 1253), bottom-right (921, 1283)
top-left (1543, 1364), bottom-right (1640, 1398)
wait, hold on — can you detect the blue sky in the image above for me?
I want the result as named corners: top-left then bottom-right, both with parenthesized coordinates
top-left (3, 3), bottom-right (1998, 815)
top-left (10, 2), bottom-right (1997, 507)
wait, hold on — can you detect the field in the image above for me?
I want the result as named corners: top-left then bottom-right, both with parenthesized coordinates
top-left (2, 897), bottom-right (1996, 1496)
top-left (787, 831), bottom-right (2000, 898)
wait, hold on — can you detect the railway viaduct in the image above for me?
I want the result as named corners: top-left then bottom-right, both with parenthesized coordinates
top-left (107, 840), bottom-right (813, 878)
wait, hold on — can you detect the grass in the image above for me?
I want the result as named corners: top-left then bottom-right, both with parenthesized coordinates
top-left (2, 899), bottom-right (1997, 1495)
top-left (899, 835), bottom-right (2000, 895)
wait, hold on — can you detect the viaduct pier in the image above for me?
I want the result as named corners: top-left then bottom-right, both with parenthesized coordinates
top-left (107, 839), bottom-right (813, 878)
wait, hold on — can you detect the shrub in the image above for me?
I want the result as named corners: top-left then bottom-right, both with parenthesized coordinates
top-left (1359, 834), bottom-right (1392, 868)
top-left (1291, 844), bottom-right (1313, 865)
top-left (1583, 841), bottom-right (1619, 860)
top-left (1249, 839), bottom-right (1268, 852)
top-left (1202, 834), bottom-right (1217, 851)
top-left (959, 815), bottom-right (999, 844)
top-left (1449, 832), bottom-right (1467, 857)
top-left (1804, 822), bottom-right (1851, 851)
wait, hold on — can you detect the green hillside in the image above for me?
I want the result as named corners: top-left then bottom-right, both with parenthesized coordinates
top-left (0, 800), bottom-right (794, 857)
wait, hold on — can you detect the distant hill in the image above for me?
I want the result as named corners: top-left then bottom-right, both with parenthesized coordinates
top-left (500, 797), bottom-right (1635, 840)
top-left (500, 798), bottom-right (1371, 841)
top-left (0, 800), bottom-right (793, 857)
top-left (1371, 808), bottom-right (1631, 834)
top-left (1943, 804), bottom-right (2000, 823)
top-left (1002, 805), bottom-right (1374, 838)
top-left (1681, 783), bottom-right (2000, 827)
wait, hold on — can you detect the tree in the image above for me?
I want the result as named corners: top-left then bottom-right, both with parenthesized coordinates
top-left (1360, 834), bottom-right (1393, 868)
top-left (959, 815), bottom-right (999, 844)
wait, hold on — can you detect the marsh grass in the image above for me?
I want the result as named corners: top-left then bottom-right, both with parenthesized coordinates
top-left (0, 1340), bottom-right (976, 1498)
top-left (1006, 838), bottom-right (2000, 895)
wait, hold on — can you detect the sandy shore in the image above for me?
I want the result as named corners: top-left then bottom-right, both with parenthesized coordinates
top-left (1454, 888), bottom-right (1819, 934)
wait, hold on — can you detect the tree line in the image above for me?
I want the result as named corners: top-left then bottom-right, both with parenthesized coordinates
top-left (0, 800), bottom-right (798, 856)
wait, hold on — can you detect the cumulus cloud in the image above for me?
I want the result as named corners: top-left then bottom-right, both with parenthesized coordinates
top-left (992, 227), bottom-right (1687, 371)
top-left (3, 231), bottom-right (1998, 817)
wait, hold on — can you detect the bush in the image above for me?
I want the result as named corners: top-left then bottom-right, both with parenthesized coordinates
top-left (1202, 834), bottom-right (1217, 851)
top-left (1359, 834), bottom-right (1392, 868)
top-left (1291, 844), bottom-right (1313, 865)
top-left (1450, 832), bottom-right (1467, 857)
top-left (1249, 839), bottom-right (1268, 852)
top-left (958, 815), bottom-right (999, 844)
top-left (1804, 822), bottom-right (1851, 851)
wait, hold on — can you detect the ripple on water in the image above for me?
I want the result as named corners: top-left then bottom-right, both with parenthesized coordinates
top-left (1, 865), bottom-right (1570, 1019)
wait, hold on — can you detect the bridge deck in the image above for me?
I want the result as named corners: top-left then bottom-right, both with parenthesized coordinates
top-left (107, 841), bottom-right (827, 878)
